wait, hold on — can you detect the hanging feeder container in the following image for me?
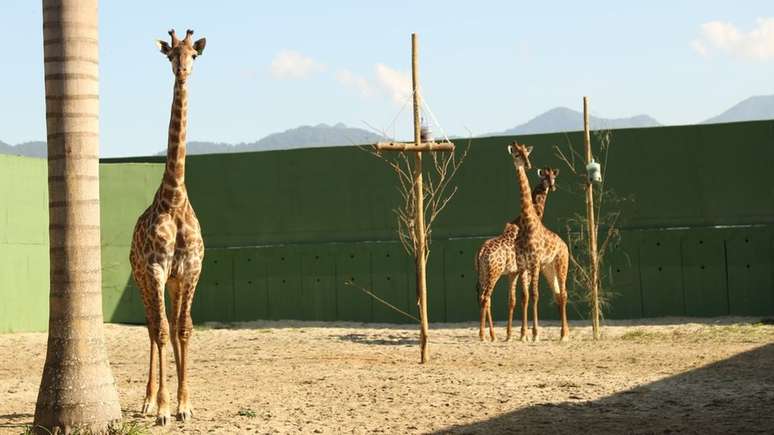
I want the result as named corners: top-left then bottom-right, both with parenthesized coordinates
top-left (420, 118), bottom-right (433, 143)
top-left (586, 159), bottom-right (602, 183)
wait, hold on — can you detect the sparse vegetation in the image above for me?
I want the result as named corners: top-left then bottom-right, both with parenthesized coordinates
top-left (554, 129), bottom-right (634, 324)
top-left (20, 421), bottom-right (149, 435)
top-left (616, 321), bottom-right (774, 343)
top-left (238, 408), bottom-right (257, 418)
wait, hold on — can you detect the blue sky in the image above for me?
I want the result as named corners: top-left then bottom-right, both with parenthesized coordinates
top-left (1, 1), bottom-right (773, 157)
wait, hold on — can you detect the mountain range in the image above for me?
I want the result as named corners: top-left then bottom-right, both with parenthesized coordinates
top-left (154, 123), bottom-right (386, 156)
top-left (486, 107), bottom-right (661, 137)
top-left (0, 140), bottom-right (46, 158)
top-left (3, 95), bottom-right (774, 158)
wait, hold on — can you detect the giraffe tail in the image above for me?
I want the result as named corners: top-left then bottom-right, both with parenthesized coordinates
top-left (474, 246), bottom-right (483, 304)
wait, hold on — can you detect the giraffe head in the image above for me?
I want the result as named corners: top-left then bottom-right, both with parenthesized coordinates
top-left (156, 29), bottom-right (206, 83)
top-left (537, 167), bottom-right (559, 192)
top-left (507, 142), bottom-right (533, 170)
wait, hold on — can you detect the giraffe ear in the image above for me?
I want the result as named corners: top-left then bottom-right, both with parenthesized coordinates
top-left (193, 38), bottom-right (206, 57)
top-left (525, 146), bottom-right (534, 155)
top-left (554, 168), bottom-right (559, 176)
top-left (156, 40), bottom-right (172, 55)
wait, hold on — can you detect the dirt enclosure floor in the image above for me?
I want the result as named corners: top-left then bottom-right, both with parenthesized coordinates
top-left (1, 318), bottom-right (774, 434)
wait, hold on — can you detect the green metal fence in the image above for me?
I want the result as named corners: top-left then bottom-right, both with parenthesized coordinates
top-left (2, 120), bottom-right (773, 332)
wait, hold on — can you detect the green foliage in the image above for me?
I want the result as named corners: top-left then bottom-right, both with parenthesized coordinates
top-left (238, 408), bottom-right (257, 418)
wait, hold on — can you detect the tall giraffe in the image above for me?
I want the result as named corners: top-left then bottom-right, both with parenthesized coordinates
top-left (475, 167), bottom-right (558, 341)
top-left (507, 143), bottom-right (570, 342)
top-left (129, 29), bottom-right (206, 425)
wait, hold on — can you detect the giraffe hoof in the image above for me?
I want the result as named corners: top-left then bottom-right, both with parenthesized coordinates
top-left (519, 335), bottom-right (528, 343)
top-left (178, 409), bottom-right (193, 422)
top-left (141, 400), bottom-right (155, 415)
top-left (156, 413), bottom-right (170, 426)
top-left (560, 335), bottom-right (570, 343)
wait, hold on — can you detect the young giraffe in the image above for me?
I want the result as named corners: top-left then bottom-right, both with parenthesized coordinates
top-left (475, 221), bottom-right (518, 341)
top-left (130, 29), bottom-right (206, 425)
top-left (475, 167), bottom-right (558, 341)
top-left (507, 143), bottom-right (570, 342)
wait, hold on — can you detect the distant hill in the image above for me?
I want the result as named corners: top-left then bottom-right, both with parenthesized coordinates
top-left (0, 140), bottom-right (47, 158)
top-left (488, 107), bottom-right (661, 137)
top-left (5, 96), bottom-right (774, 158)
top-left (702, 95), bottom-right (774, 125)
top-left (156, 123), bottom-right (386, 155)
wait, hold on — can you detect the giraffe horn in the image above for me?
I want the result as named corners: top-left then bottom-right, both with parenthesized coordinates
top-left (184, 29), bottom-right (194, 44)
top-left (168, 29), bottom-right (179, 46)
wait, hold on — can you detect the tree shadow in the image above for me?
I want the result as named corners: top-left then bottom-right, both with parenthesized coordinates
top-left (0, 412), bottom-right (33, 429)
top-left (337, 332), bottom-right (419, 346)
top-left (434, 343), bottom-right (774, 434)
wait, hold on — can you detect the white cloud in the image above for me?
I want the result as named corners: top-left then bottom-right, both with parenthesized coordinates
top-left (690, 40), bottom-right (708, 57)
top-left (270, 50), bottom-right (326, 79)
top-left (692, 18), bottom-right (774, 61)
top-left (335, 69), bottom-right (374, 97)
top-left (375, 64), bottom-right (412, 104)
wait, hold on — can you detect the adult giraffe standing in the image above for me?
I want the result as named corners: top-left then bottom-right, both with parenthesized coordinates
top-left (476, 167), bottom-right (559, 341)
top-left (507, 143), bottom-right (570, 342)
top-left (130, 29), bottom-right (206, 425)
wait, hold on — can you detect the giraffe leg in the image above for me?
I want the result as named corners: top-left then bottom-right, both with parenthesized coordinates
top-left (478, 276), bottom-right (489, 342)
top-left (141, 327), bottom-right (158, 415)
top-left (135, 271), bottom-right (158, 416)
top-left (542, 262), bottom-right (568, 342)
top-left (167, 279), bottom-right (183, 397)
top-left (176, 269), bottom-right (201, 422)
top-left (505, 273), bottom-right (517, 341)
top-left (484, 271), bottom-right (500, 342)
top-left (530, 264), bottom-right (541, 342)
top-left (519, 272), bottom-right (530, 342)
top-left (479, 298), bottom-right (487, 342)
top-left (556, 252), bottom-right (570, 341)
top-left (486, 297), bottom-right (496, 341)
top-left (145, 267), bottom-right (171, 426)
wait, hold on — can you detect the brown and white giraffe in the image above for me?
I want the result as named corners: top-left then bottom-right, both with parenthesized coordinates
top-left (507, 143), bottom-right (570, 342)
top-left (475, 221), bottom-right (518, 341)
top-left (129, 29), bottom-right (206, 425)
top-left (475, 167), bottom-right (558, 341)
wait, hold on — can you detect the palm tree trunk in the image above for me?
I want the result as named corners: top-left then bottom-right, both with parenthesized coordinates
top-left (34, 0), bottom-right (122, 432)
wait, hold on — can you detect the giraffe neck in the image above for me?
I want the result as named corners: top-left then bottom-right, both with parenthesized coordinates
top-left (159, 78), bottom-right (189, 208)
top-left (516, 165), bottom-right (541, 236)
top-left (532, 181), bottom-right (550, 219)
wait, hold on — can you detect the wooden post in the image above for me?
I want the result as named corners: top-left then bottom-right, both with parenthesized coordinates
top-left (583, 96), bottom-right (601, 340)
top-left (373, 33), bottom-right (454, 363)
top-left (411, 33), bottom-right (430, 364)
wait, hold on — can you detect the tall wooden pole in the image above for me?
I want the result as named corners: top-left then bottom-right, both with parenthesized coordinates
top-left (583, 97), bottom-right (601, 340)
top-left (412, 33), bottom-right (430, 363)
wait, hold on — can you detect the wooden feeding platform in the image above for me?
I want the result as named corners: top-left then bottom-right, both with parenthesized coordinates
top-left (375, 140), bottom-right (455, 152)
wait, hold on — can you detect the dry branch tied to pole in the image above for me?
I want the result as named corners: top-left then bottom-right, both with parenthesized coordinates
top-left (375, 141), bottom-right (455, 152)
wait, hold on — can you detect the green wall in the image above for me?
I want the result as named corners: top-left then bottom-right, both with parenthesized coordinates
top-left (2, 120), bottom-right (774, 332)
top-left (0, 155), bottom-right (49, 332)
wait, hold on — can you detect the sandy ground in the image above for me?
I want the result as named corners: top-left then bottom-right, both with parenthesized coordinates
top-left (1, 317), bottom-right (773, 434)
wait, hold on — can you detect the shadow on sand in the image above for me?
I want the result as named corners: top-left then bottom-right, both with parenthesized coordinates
top-left (433, 343), bottom-right (774, 434)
